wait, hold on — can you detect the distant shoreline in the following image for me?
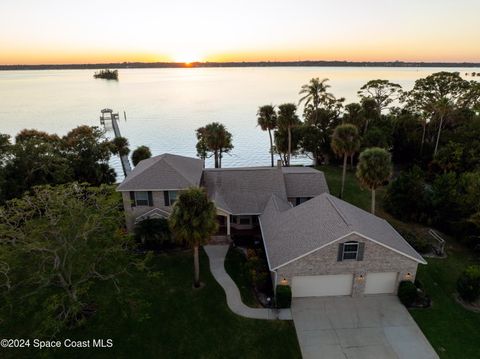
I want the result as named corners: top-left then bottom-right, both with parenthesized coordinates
top-left (1, 61), bottom-right (480, 71)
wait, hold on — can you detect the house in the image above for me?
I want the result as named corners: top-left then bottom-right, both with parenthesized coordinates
top-left (117, 153), bottom-right (329, 234)
top-left (260, 193), bottom-right (427, 297)
top-left (117, 154), bottom-right (204, 229)
top-left (117, 153), bottom-right (426, 297)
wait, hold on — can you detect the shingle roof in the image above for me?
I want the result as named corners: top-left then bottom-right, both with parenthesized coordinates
top-left (117, 153), bottom-right (203, 191)
top-left (260, 193), bottom-right (426, 269)
top-left (281, 167), bottom-right (330, 198)
top-left (202, 167), bottom-right (289, 214)
top-left (202, 166), bottom-right (329, 214)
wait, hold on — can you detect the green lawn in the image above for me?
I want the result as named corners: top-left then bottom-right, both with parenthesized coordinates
top-left (317, 164), bottom-right (382, 211)
top-left (319, 164), bottom-right (480, 359)
top-left (1, 250), bottom-right (300, 359)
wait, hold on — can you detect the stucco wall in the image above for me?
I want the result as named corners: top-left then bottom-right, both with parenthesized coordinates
top-left (275, 233), bottom-right (419, 297)
top-left (122, 191), bottom-right (172, 231)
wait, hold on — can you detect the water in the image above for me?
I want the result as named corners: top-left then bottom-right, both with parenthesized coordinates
top-left (0, 67), bottom-right (478, 177)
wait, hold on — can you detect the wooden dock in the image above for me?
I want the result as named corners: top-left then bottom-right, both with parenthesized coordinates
top-left (100, 109), bottom-right (132, 176)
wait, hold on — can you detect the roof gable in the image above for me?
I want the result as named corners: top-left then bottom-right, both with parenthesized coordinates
top-left (117, 154), bottom-right (203, 191)
top-left (260, 193), bottom-right (426, 270)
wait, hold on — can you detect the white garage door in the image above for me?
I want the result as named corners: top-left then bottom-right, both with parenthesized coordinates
top-left (292, 274), bottom-right (353, 297)
top-left (365, 272), bottom-right (398, 294)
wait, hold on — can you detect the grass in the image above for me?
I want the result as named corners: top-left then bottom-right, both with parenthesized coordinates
top-left (1, 249), bottom-right (300, 359)
top-left (319, 164), bottom-right (480, 359)
top-left (317, 164), bottom-right (382, 211)
top-left (224, 247), bottom-right (261, 307)
top-left (411, 245), bottom-right (480, 359)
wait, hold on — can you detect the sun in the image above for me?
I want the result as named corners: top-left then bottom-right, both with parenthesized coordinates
top-left (172, 52), bottom-right (203, 64)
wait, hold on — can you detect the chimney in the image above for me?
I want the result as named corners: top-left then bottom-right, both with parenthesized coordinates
top-left (277, 159), bottom-right (282, 169)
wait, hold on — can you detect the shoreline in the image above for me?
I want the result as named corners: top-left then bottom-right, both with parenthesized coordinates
top-left (1, 61), bottom-right (480, 71)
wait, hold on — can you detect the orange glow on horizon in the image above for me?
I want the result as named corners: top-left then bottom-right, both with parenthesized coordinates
top-left (2, 41), bottom-right (480, 65)
top-left (3, 50), bottom-right (480, 66)
top-left (1, 0), bottom-right (479, 66)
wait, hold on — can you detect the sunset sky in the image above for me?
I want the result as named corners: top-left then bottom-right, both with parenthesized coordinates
top-left (1, 0), bottom-right (479, 65)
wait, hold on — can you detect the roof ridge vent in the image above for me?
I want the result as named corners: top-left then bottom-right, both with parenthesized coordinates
top-left (326, 195), bottom-right (351, 227)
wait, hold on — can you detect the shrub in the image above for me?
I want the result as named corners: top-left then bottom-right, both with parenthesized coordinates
top-left (250, 270), bottom-right (268, 290)
top-left (276, 285), bottom-right (292, 308)
top-left (457, 265), bottom-right (480, 302)
top-left (401, 230), bottom-right (431, 254)
top-left (383, 166), bottom-right (430, 222)
top-left (414, 278), bottom-right (423, 290)
top-left (134, 218), bottom-right (172, 249)
top-left (398, 280), bottom-right (417, 307)
top-left (246, 248), bottom-right (257, 259)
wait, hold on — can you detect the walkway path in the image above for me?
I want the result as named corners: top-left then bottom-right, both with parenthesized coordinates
top-left (204, 245), bottom-right (292, 320)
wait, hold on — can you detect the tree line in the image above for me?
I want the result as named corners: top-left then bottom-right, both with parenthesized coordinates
top-left (195, 72), bottom-right (480, 239)
top-left (0, 126), bottom-right (153, 203)
top-left (0, 126), bottom-right (157, 335)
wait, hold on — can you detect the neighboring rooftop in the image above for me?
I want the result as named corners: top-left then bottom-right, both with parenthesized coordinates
top-left (260, 193), bottom-right (427, 270)
top-left (117, 153), bottom-right (204, 191)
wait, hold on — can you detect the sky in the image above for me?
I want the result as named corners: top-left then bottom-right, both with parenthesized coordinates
top-left (1, 0), bottom-right (479, 65)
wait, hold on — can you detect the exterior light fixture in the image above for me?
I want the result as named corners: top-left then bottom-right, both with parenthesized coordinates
top-left (357, 274), bottom-right (365, 281)
top-left (405, 272), bottom-right (412, 280)
top-left (280, 277), bottom-right (288, 285)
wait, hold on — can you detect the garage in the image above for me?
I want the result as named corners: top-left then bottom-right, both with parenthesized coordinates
top-left (292, 274), bottom-right (353, 297)
top-left (365, 272), bottom-right (398, 294)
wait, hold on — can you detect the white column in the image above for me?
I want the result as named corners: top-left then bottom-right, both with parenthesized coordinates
top-left (226, 215), bottom-right (231, 236)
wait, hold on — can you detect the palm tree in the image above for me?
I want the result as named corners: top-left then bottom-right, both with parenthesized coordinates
top-left (299, 78), bottom-right (334, 123)
top-left (277, 103), bottom-right (300, 166)
top-left (257, 105), bottom-right (278, 167)
top-left (433, 98), bottom-right (453, 157)
top-left (169, 187), bottom-right (218, 288)
top-left (110, 136), bottom-right (130, 156)
top-left (331, 124), bottom-right (361, 199)
top-left (356, 148), bottom-right (392, 214)
top-left (131, 145), bottom-right (152, 166)
top-left (195, 122), bottom-right (233, 168)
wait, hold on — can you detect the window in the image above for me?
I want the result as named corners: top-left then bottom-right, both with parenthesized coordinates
top-left (164, 191), bottom-right (177, 206)
top-left (135, 191), bottom-right (149, 206)
top-left (169, 191), bottom-right (177, 205)
top-left (342, 242), bottom-right (359, 260)
top-left (238, 216), bottom-right (251, 225)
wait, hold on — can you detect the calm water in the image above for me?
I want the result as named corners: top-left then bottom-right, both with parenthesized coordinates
top-left (0, 67), bottom-right (478, 177)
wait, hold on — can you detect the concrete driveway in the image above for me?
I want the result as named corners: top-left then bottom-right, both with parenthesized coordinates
top-left (292, 295), bottom-right (438, 359)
